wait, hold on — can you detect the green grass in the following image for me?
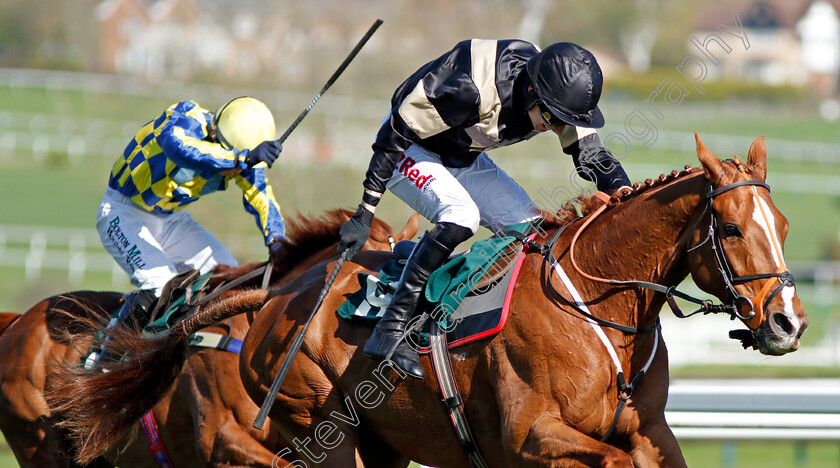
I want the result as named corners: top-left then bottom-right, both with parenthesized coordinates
top-left (681, 440), bottom-right (840, 468)
top-left (0, 434), bottom-right (17, 467)
top-left (657, 116), bottom-right (840, 144)
top-left (672, 364), bottom-right (840, 379)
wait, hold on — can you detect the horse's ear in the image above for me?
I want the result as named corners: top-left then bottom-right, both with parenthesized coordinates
top-left (747, 136), bottom-right (767, 181)
top-left (695, 131), bottom-right (725, 186)
top-left (398, 212), bottom-right (421, 241)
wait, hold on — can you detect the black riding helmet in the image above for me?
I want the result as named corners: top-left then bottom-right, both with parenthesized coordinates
top-left (526, 42), bottom-right (605, 128)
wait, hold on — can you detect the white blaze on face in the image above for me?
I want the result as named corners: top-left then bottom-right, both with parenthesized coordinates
top-left (750, 187), bottom-right (795, 314)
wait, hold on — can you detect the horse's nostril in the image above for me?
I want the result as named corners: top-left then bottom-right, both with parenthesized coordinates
top-left (772, 312), bottom-right (796, 336)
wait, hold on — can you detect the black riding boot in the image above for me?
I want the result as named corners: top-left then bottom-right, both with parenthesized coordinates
top-left (364, 232), bottom-right (453, 379)
top-left (92, 289), bottom-right (156, 365)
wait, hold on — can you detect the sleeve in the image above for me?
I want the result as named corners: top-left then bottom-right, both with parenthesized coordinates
top-left (362, 65), bottom-right (480, 196)
top-left (157, 107), bottom-right (247, 173)
top-left (232, 168), bottom-right (285, 245)
top-left (558, 126), bottom-right (631, 194)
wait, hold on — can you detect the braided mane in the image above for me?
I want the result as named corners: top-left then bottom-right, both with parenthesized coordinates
top-left (539, 166), bottom-right (701, 230)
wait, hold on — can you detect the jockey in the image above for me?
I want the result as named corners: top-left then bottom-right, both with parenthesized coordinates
top-left (338, 40), bottom-right (631, 379)
top-left (93, 97), bottom-right (284, 363)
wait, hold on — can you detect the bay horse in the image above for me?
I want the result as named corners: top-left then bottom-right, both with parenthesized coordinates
top-left (49, 134), bottom-right (807, 467)
top-left (0, 209), bottom-right (418, 467)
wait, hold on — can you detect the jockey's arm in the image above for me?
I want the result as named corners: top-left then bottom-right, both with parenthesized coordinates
top-left (558, 126), bottom-right (631, 194)
top-left (158, 111), bottom-right (246, 173)
top-left (232, 169), bottom-right (285, 246)
top-left (361, 67), bottom-right (479, 208)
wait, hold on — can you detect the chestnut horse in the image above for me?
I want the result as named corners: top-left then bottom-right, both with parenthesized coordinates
top-left (49, 135), bottom-right (807, 467)
top-left (1, 209), bottom-right (418, 467)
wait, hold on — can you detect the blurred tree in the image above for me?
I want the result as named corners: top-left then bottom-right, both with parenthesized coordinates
top-left (0, 0), bottom-right (35, 66)
top-left (539, 0), bottom-right (697, 70)
top-left (0, 0), bottom-right (100, 69)
top-left (0, 0), bottom-right (701, 85)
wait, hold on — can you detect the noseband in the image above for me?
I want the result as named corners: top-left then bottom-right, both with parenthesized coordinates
top-left (688, 169), bottom-right (795, 329)
top-left (566, 166), bottom-right (795, 331)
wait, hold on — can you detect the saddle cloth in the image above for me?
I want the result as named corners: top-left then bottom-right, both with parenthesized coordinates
top-left (336, 232), bottom-right (531, 353)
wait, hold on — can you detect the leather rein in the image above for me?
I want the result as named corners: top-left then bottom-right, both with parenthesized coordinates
top-left (563, 170), bottom-right (794, 332)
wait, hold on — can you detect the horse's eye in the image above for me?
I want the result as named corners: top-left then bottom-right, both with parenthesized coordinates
top-left (722, 223), bottom-right (741, 238)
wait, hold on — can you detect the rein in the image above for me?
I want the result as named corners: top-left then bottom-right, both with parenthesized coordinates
top-left (508, 224), bottom-right (659, 334)
top-left (566, 169), bottom-right (794, 330)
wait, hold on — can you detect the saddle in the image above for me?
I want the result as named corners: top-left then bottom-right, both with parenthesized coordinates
top-left (393, 238), bottom-right (523, 291)
top-left (145, 269), bottom-right (202, 329)
top-left (337, 231), bottom-right (529, 351)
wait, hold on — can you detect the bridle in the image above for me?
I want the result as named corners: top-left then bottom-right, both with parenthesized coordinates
top-left (565, 164), bottom-right (795, 331)
top-left (687, 163), bottom-right (795, 329)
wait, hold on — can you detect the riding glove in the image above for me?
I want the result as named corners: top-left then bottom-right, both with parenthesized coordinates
top-left (244, 140), bottom-right (283, 168)
top-left (268, 237), bottom-right (285, 262)
top-left (338, 204), bottom-right (374, 260)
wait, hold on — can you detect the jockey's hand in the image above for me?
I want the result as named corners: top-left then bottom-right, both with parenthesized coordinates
top-left (245, 140), bottom-right (282, 168)
top-left (338, 204), bottom-right (374, 260)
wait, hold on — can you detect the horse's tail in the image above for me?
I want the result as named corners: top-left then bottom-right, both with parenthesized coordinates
top-left (0, 312), bottom-right (20, 336)
top-left (46, 288), bottom-right (270, 465)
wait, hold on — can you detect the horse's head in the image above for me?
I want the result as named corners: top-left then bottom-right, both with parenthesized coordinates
top-left (687, 132), bottom-right (807, 355)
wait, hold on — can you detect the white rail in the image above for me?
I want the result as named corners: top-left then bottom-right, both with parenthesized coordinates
top-left (666, 379), bottom-right (840, 441)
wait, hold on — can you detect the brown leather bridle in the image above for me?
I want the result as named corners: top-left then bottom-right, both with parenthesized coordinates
top-left (568, 165), bottom-right (795, 331)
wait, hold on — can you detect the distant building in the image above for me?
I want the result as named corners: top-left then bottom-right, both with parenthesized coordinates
top-left (693, 0), bottom-right (840, 95)
top-left (96, 0), bottom-right (279, 81)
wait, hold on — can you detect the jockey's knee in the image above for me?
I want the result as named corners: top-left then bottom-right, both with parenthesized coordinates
top-left (437, 203), bottom-right (480, 240)
top-left (429, 222), bottom-right (474, 251)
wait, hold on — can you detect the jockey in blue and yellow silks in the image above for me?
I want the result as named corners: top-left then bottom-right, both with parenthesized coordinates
top-left (93, 97), bottom-right (284, 365)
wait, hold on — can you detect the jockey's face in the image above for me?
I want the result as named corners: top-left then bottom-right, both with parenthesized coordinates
top-left (527, 104), bottom-right (566, 135)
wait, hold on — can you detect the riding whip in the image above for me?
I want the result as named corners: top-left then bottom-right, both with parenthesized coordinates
top-left (259, 18), bottom-right (383, 290)
top-left (274, 18), bottom-right (383, 146)
top-left (253, 250), bottom-right (348, 429)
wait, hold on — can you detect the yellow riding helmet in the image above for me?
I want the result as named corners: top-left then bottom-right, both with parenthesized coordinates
top-left (212, 97), bottom-right (276, 150)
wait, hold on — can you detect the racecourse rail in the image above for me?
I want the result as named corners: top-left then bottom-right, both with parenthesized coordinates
top-left (666, 379), bottom-right (840, 441)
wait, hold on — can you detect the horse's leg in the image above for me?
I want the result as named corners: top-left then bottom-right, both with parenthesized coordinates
top-left (627, 420), bottom-right (687, 468)
top-left (268, 424), bottom-right (366, 468)
top-left (517, 413), bottom-right (634, 468)
top-left (358, 423), bottom-right (411, 468)
top-left (255, 361), bottom-right (367, 468)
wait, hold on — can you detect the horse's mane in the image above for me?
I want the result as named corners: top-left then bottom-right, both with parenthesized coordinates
top-left (539, 166), bottom-right (701, 230)
top-left (285, 208), bottom-right (354, 249)
top-left (269, 208), bottom-right (396, 272)
top-left (267, 209), bottom-right (352, 271)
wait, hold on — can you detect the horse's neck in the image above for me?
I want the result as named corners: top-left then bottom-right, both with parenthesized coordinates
top-left (562, 172), bottom-right (707, 329)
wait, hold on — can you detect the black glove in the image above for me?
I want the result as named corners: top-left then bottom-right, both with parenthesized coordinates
top-left (245, 140), bottom-right (282, 168)
top-left (268, 237), bottom-right (285, 262)
top-left (338, 205), bottom-right (374, 260)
